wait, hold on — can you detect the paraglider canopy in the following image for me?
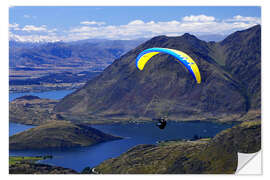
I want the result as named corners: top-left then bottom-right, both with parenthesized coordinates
top-left (135, 48), bottom-right (201, 84)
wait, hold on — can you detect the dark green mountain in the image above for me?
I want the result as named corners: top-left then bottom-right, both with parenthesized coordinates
top-left (54, 25), bottom-right (261, 123)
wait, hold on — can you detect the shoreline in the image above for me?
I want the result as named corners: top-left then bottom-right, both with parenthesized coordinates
top-left (9, 86), bottom-right (80, 94)
top-left (9, 118), bottom-right (242, 127)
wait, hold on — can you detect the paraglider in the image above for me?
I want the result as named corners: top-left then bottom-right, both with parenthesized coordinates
top-left (135, 47), bottom-right (201, 84)
top-left (135, 48), bottom-right (201, 129)
top-left (154, 117), bottom-right (167, 129)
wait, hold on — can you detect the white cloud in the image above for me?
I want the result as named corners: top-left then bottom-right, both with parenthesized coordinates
top-left (226, 15), bottom-right (261, 23)
top-left (66, 16), bottom-right (260, 41)
top-left (80, 21), bottom-right (106, 26)
top-left (9, 14), bottom-right (261, 42)
top-left (9, 23), bottom-right (20, 30)
top-left (70, 26), bottom-right (98, 33)
top-left (23, 14), bottom-right (37, 19)
top-left (47, 28), bottom-right (58, 33)
top-left (182, 15), bottom-right (215, 22)
top-left (21, 25), bottom-right (47, 32)
top-left (23, 15), bottom-right (31, 18)
top-left (128, 20), bottom-right (145, 25)
top-left (9, 32), bottom-right (60, 42)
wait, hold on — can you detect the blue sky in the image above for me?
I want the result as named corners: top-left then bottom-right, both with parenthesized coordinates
top-left (9, 6), bottom-right (261, 42)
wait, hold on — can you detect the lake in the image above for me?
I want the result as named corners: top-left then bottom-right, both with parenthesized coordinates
top-left (9, 121), bottom-right (237, 172)
top-left (9, 90), bottom-right (238, 172)
top-left (9, 89), bottom-right (75, 102)
top-left (9, 122), bottom-right (35, 136)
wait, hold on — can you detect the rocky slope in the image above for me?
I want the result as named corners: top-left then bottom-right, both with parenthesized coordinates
top-left (95, 120), bottom-right (260, 174)
top-left (54, 25), bottom-right (261, 123)
top-left (221, 26), bottom-right (261, 110)
top-left (9, 121), bottom-right (121, 150)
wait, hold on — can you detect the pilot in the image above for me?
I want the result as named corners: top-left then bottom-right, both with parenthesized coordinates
top-left (156, 117), bottom-right (167, 129)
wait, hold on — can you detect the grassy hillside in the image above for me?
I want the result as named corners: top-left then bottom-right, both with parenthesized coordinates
top-left (95, 120), bottom-right (260, 174)
top-left (9, 95), bottom-right (59, 125)
top-left (9, 156), bottom-right (78, 174)
top-left (9, 156), bottom-right (45, 166)
top-left (9, 121), bottom-right (122, 150)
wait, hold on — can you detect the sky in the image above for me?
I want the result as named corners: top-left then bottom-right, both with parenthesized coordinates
top-left (9, 6), bottom-right (261, 42)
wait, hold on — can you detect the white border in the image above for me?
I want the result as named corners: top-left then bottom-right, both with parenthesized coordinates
top-left (236, 151), bottom-right (262, 174)
top-left (2, 0), bottom-right (269, 179)
top-left (7, 0), bottom-right (265, 6)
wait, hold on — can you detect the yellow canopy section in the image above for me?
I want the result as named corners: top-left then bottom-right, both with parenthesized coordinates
top-left (135, 48), bottom-right (201, 84)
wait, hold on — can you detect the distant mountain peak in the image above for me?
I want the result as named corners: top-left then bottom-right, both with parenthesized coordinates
top-left (182, 33), bottom-right (196, 38)
top-left (179, 33), bottom-right (201, 43)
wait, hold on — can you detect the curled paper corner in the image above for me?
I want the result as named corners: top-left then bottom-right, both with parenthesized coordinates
top-left (235, 151), bottom-right (262, 175)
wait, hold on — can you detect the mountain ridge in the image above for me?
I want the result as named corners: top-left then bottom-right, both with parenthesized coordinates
top-left (54, 25), bottom-right (261, 123)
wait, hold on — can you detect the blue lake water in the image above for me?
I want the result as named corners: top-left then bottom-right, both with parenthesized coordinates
top-left (9, 90), bottom-right (238, 172)
top-left (9, 121), bottom-right (237, 172)
top-left (9, 89), bottom-right (75, 102)
top-left (9, 122), bottom-right (35, 136)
